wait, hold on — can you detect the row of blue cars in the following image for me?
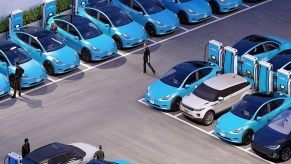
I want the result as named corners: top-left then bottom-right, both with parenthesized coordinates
top-left (144, 35), bottom-right (291, 162)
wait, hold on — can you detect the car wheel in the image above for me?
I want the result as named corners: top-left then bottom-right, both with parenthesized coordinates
top-left (113, 36), bottom-right (123, 49)
top-left (202, 111), bottom-right (215, 126)
top-left (44, 61), bottom-right (54, 76)
top-left (9, 75), bottom-right (15, 88)
top-left (145, 23), bottom-right (156, 37)
top-left (242, 130), bottom-right (253, 145)
top-left (178, 11), bottom-right (188, 24)
top-left (82, 48), bottom-right (92, 62)
top-left (280, 147), bottom-right (291, 162)
top-left (210, 1), bottom-right (220, 14)
top-left (170, 97), bottom-right (182, 111)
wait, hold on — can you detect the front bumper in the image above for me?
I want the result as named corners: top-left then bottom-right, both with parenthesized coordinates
top-left (188, 11), bottom-right (212, 23)
top-left (54, 59), bottom-right (80, 74)
top-left (180, 103), bottom-right (205, 121)
top-left (122, 34), bottom-right (147, 48)
top-left (0, 85), bottom-right (10, 97)
top-left (156, 21), bottom-right (180, 35)
top-left (215, 125), bottom-right (243, 143)
top-left (144, 93), bottom-right (171, 110)
top-left (91, 48), bottom-right (117, 61)
top-left (21, 73), bottom-right (47, 88)
top-left (251, 142), bottom-right (280, 159)
top-left (219, 2), bottom-right (242, 13)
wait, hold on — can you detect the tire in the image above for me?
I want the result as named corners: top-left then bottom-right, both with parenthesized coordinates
top-left (145, 23), bottom-right (156, 37)
top-left (210, 1), bottom-right (220, 14)
top-left (113, 36), bottom-right (123, 49)
top-left (202, 111), bottom-right (215, 126)
top-left (242, 130), bottom-right (253, 145)
top-left (9, 75), bottom-right (15, 88)
top-left (170, 97), bottom-right (182, 111)
top-left (178, 11), bottom-right (188, 24)
top-left (44, 61), bottom-right (54, 76)
top-left (280, 147), bottom-right (291, 162)
top-left (81, 48), bottom-right (92, 62)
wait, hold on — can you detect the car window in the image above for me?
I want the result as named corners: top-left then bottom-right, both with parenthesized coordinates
top-left (48, 154), bottom-right (68, 164)
top-left (16, 33), bottom-right (29, 44)
top-left (0, 52), bottom-right (8, 64)
top-left (232, 82), bottom-right (249, 93)
top-left (270, 99), bottom-right (284, 111)
top-left (133, 1), bottom-right (144, 13)
top-left (264, 42), bottom-right (279, 51)
top-left (98, 12), bottom-right (111, 25)
top-left (68, 24), bottom-right (80, 37)
top-left (184, 72), bottom-right (198, 86)
top-left (29, 37), bottom-right (42, 50)
top-left (257, 103), bottom-right (271, 117)
top-left (219, 87), bottom-right (232, 98)
top-left (249, 45), bottom-right (265, 55)
top-left (120, 0), bottom-right (131, 7)
top-left (54, 20), bottom-right (67, 31)
top-left (85, 9), bottom-right (97, 19)
top-left (198, 68), bottom-right (212, 79)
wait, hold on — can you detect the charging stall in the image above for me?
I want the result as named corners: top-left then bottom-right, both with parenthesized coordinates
top-left (42, 0), bottom-right (56, 28)
top-left (8, 9), bottom-right (23, 35)
top-left (277, 67), bottom-right (291, 96)
top-left (258, 61), bottom-right (273, 93)
top-left (4, 152), bottom-right (22, 164)
top-left (72, 0), bottom-right (88, 15)
top-left (242, 54), bottom-right (258, 90)
top-left (223, 46), bottom-right (238, 74)
top-left (208, 40), bottom-right (223, 69)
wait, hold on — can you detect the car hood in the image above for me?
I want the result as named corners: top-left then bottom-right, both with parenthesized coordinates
top-left (218, 112), bottom-right (248, 132)
top-left (223, 0), bottom-right (241, 4)
top-left (118, 21), bottom-right (145, 39)
top-left (179, 0), bottom-right (210, 13)
top-left (112, 160), bottom-right (134, 164)
top-left (254, 126), bottom-right (288, 146)
top-left (70, 143), bottom-right (97, 162)
top-left (20, 59), bottom-right (44, 78)
top-left (150, 9), bottom-right (178, 26)
top-left (148, 80), bottom-right (178, 99)
top-left (46, 46), bottom-right (78, 64)
top-left (182, 93), bottom-right (213, 109)
top-left (87, 34), bottom-right (115, 51)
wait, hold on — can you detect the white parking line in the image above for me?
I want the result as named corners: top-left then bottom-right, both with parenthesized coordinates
top-left (179, 26), bottom-right (189, 31)
top-left (208, 130), bottom-right (215, 134)
top-left (174, 113), bottom-right (182, 117)
top-left (243, 4), bottom-right (251, 8)
top-left (147, 38), bottom-right (157, 43)
top-left (235, 146), bottom-right (275, 164)
top-left (80, 62), bottom-right (93, 69)
top-left (246, 147), bottom-right (252, 151)
top-left (118, 51), bottom-right (127, 57)
top-left (47, 77), bottom-right (56, 82)
top-left (212, 15), bottom-right (220, 20)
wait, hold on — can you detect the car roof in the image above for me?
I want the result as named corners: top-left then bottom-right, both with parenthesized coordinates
top-left (54, 15), bottom-right (89, 27)
top-left (85, 2), bottom-right (122, 14)
top-left (0, 40), bottom-right (19, 51)
top-left (174, 61), bottom-right (209, 75)
top-left (204, 73), bottom-right (247, 90)
top-left (20, 26), bottom-right (51, 37)
top-left (269, 49), bottom-right (291, 71)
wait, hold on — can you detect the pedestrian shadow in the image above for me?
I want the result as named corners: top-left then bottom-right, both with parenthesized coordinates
top-left (25, 83), bottom-right (58, 96)
top-left (18, 96), bottom-right (43, 109)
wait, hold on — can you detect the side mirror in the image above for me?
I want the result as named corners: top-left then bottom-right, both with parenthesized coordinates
top-left (2, 62), bottom-right (7, 67)
top-left (105, 24), bottom-right (111, 28)
top-left (194, 85), bottom-right (198, 89)
top-left (36, 49), bottom-right (42, 53)
top-left (218, 97), bottom-right (224, 101)
top-left (138, 11), bottom-right (143, 15)
top-left (185, 84), bottom-right (190, 88)
top-left (256, 116), bottom-right (262, 121)
top-left (74, 36), bottom-right (79, 40)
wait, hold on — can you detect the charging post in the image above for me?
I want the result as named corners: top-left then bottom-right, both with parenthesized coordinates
top-left (277, 67), bottom-right (291, 96)
top-left (208, 40), bottom-right (223, 70)
top-left (4, 152), bottom-right (22, 164)
top-left (242, 54), bottom-right (258, 90)
top-left (42, 0), bottom-right (56, 28)
top-left (223, 46), bottom-right (238, 74)
top-left (8, 9), bottom-right (22, 36)
top-left (258, 61), bottom-right (273, 93)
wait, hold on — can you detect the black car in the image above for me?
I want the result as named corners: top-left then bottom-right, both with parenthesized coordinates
top-left (251, 108), bottom-right (291, 162)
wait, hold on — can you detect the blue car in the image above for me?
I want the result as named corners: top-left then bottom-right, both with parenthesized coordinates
top-left (233, 35), bottom-right (291, 74)
top-left (215, 93), bottom-right (291, 145)
top-left (0, 73), bottom-right (10, 97)
top-left (113, 0), bottom-right (180, 36)
top-left (161, 0), bottom-right (212, 24)
top-left (205, 0), bottom-right (243, 13)
top-left (268, 49), bottom-right (291, 72)
top-left (9, 26), bottom-right (80, 76)
top-left (0, 40), bottom-right (47, 88)
top-left (88, 159), bottom-right (133, 164)
top-left (144, 61), bottom-right (220, 111)
top-left (46, 15), bottom-right (117, 62)
top-left (77, 0), bottom-right (147, 49)
top-left (251, 108), bottom-right (291, 162)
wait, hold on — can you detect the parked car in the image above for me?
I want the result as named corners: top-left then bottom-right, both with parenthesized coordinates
top-left (205, 0), bottom-right (243, 13)
top-left (251, 108), bottom-right (291, 162)
top-left (9, 26), bottom-right (80, 76)
top-left (160, 0), bottom-right (212, 24)
top-left (181, 73), bottom-right (252, 125)
top-left (87, 159), bottom-right (134, 164)
top-left (113, 0), bottom-right (180, 36)
top-left (46, 15), bottom-right (117, 62)
top-left (78, 1), bottom-right (147, 49)
top-left (0, 40), bottom-right (46, 88)
top-left (215, 92), bottom-right (291, 145)
top-left (144, 61), bottom-right (220, 111)
top-left (22, 142), bottom-right (97, 164)
top-left (0, 73), bottom-right (10, 97)
top-left (268, 49), bottom-right (291, 72)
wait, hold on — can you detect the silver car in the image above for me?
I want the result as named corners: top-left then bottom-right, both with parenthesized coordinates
top-left (180, 73), bottom-right (252, 126)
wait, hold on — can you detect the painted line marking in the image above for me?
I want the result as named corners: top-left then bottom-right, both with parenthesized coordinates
top-left (174, 113), bottom-right (182, 117)
top-left (246, 147), bottom-right (252, 151)
top-left (137, 98), bottom-right (275, 164)
top-left (0, 0), bottom-right (271, 105)
top-left (80, 62), bottom-right (93, 69)
top-left (117, 51), bottom-right (127, 57)
top-left (147, 38), bottom-right (157, 43)
top-left (47, 77), bottom-right (56, 82)
top-left (212, 15), bottom-right (220, 20)
top-left (243, 4), bottom-right (250, 8)
top-left (179, 26), bottom-right (189, 31)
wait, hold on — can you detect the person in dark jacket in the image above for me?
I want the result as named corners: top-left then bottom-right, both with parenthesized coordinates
top-left (11, 61), bottom-right (24, 98)
top-left (143, 42), bottom-right (155, 75)
top-left (22, 138), bottom-right (30, 158)
top-left (93, 145), bottom-right (105, 160)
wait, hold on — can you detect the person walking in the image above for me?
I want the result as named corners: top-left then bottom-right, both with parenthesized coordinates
top-left (11, 61), bottom-right (24, 98)
top-left (93, 145), bottom-right (105, 160)
top-left (22, 138), bottom-right (30, 158)
top-left (143, 42), bottom-right (155, 75)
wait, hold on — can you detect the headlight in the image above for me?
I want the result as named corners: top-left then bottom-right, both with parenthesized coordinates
top-left (220, 0), bottom-right (227, 4)
top-left (53, 59), bottom-right (63, 65)
top-left (268, 145), bottom-right (280, 150)
top-left (194, 108), bottom-right (205, 111)
top-left (91, 46), bottom-right (101, 52)
top-left (161, 94), bottom-right (172, 100)
top-left (155, 21), bottom-right (164, 26)
top-left (188, 9), bottom-right (196, 15)
top-left (122, 34), bottom-right (131, 39)
top-left (22, 74), bottom-right (29, 78)
top-left (232, 127), bottom-right (243, 133)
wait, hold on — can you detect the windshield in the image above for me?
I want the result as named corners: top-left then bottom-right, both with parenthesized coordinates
top-left (179, 0), bottom-right (192, 3)
top-left (108, 10), bottom-right (132, 27)
top-left (140, 0), bottom-right (165, 15)
top-left (38, 33), bottom-right (65, 52)
top-left (75, 21), bottom-right (103, 39)
top-left (193, 83), bottom-right (220, 102)
top-left (3, 47), bottom-right (31, 66)
top-left (230, 99), bottom-right (260, 120)
top-left (268, 110), bottom-right (291, 135)
top-left (161, 68), bottom-right (188, 88)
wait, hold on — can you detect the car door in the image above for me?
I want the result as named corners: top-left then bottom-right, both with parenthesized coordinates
top-left (28, 36), bottom-right (44, 63)
top-left (267, 99), bottom-right (285, 119)
top-left (248, 44), bottom-right (266, 61)
top-left (214, 87), bottom-right (233, 113)
top-left (0, 52), bottom-right (10, 76)
top-left (179, 71), bottom-right (199, 97)
top-left (97, 11), bottom-right (113, 35)
top-left (54, 20), bottom-right (70, 46)
top-left (263, 42), bottom-right (280, 60)
top-left (67, 24), bottom-right (82, 52)
top-left (131, 0), bottom-right (146, 25)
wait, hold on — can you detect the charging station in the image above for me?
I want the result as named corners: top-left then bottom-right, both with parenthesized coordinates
top-left (208, 40), bottom-right (223, 69)
top-left (242, 54), bottom-right (258, 90)
top-left (277, 68), bottom-right (291, 96)
top-left (223, 46), bottom-right (238, 74)
top-left (42, 0), bottom-right (56, 28)
top-left (258, 61), bottom-right (273, 93)
top-left (4, 152), bottom-right (22, 164)
top-left (72, 0), bottom-right (88, 15)
top-left (9, 9), bottom-right (23, 35)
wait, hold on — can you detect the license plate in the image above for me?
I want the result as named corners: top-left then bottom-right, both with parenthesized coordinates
top-left (0, 90), bottom-right (4, 95)
top-left (220, 132), bottom-right (225, 137)
top-left (171, 26), bottom-right (175, 30)
top-left (150, 99), bottom-right (154, 104)
top-left (70, 63), bottom-right (75, 68)
top-left (203, 14), bottom-right (207, 18)
top-left (36, 78), bottom-right (41, 82)
top-left (183, 109), bottom-right (188, 114)
top-left (235, 4), bottom-right (238, 7)
top-left (138, 39), bottom-right (142, 43)
top-left (108, 51), bottom-right (113, 56)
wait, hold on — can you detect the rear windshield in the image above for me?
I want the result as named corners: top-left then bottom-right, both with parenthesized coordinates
top-left (161, 68), bottom-right (188, 88)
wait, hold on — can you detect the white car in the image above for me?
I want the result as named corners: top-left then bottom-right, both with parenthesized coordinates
top-left (180, 73), bottom-right (252, 126)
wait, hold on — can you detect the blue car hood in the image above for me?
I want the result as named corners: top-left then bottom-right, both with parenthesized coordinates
top-left (218, 112), bottom-right (249, 132)
top-left (46, 46), bottom-right (77, 64)
top-left (20, 59), bottom-right (44, 77)
top-left (222, 0), bottom-right (241, 4)
top-left (111, 160), bottom-right (133, 164)
top-left (254, 126), bottom-right (288, 146)
top-left (149, 80), bottom-right (178, 99)
top-left (179, 0), bottom-right (210, 13)
top-left (118, 22), bottom-right (145, 39)
top-left (86, 34), bottom-right (115, 51)
top-left (150, 9), bottom-right (177, 26)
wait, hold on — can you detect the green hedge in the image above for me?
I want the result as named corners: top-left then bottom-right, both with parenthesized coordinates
top-left (0, 0), bottom-right (70, 33)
